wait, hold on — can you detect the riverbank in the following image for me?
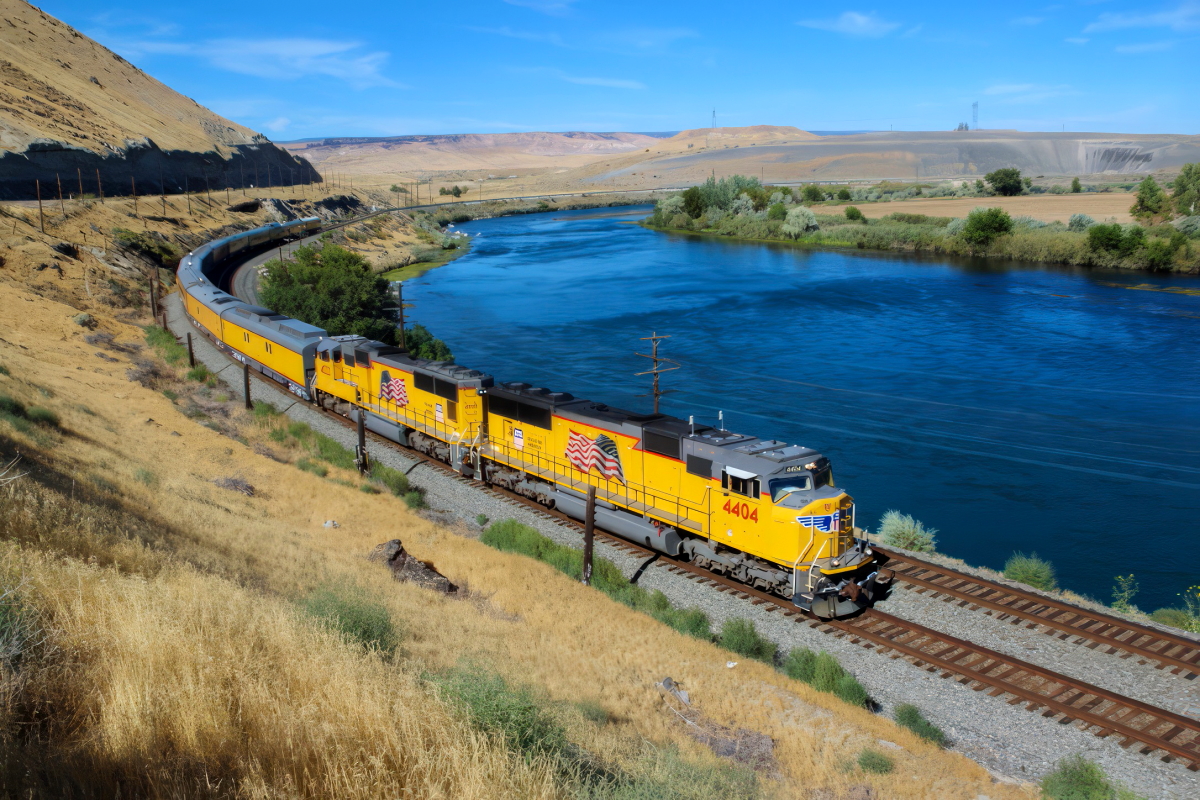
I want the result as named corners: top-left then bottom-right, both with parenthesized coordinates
top-left (641, 209), bottom-right (1200, 273)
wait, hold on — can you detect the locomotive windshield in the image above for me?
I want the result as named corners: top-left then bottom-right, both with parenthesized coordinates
top-left (770, 476), bottom-right (811, 504)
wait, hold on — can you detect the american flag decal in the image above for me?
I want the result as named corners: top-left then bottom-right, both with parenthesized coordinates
top-left (567, 430), bottom-right (624, 483)
top-left (796, 511), bottom-right (840, 533)
top-left (379, 370), bottom-right (409, 407)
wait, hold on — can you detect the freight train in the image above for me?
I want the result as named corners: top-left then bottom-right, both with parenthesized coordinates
top-left (176, 219), bottom-right (890, 618)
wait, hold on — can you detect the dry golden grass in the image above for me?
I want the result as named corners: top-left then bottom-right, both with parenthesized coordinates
top-left (0, 281), bottom-right (1034, 799)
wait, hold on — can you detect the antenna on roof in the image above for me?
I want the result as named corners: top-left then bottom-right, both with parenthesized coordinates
top-left (635, 332), bottom-right (680, 415)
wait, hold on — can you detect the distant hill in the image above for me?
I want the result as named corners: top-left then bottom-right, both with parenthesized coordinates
top-left (0, 0), bottom-right (316, 199)
top-left (281, 130), bottom-right (675, 174)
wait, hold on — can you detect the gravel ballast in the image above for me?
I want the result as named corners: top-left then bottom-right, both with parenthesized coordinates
top-left (165, 294), bottom-right (1200, 798)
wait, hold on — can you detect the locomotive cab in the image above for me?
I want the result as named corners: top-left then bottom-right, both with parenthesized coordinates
top-left (765, 462), bottom-right (886, 618)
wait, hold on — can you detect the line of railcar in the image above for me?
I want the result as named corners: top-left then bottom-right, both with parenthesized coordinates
top-left (177, 220), bottom-right (890, 617)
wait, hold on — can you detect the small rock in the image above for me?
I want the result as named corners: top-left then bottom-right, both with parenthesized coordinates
top-left (875, 739), bottom-right (902, 750)
top-left (726, 661), bottom-right (738, 668)
top-left (73, 313), bottom-right (96, 328)
top-left (369, 539), bottom-right (456, 593)
top-left (324, 520), bottom-right (340, 528)
top-left (170, 431), bottom-right (181, 437)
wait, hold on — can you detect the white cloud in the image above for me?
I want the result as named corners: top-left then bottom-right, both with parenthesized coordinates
top-left (111, 37), bottom-right (401, 89)
top-left (984, 84), bottom-right (1037, 95)
top-left (469, 26), bottom-right (567, 47)
top-left (203, 39), bottom-right (400, 89)
top-left (560, 74), bottom-right (645, 89)
top-left (983, 83), bottom-right (1076, 103)
top-left (798, 11), bottom-right (901, 38)
top-left (1115, 40), bottom-right (1177, 53)
top-left (1084, 3), bottom-right (1200, 33)
top-left (503, 0), bottom-right (578, 16)
top-left (263, 117), bottom-right (291, 133)
top-left (1065, 37), bottom-right (1089, 44)
top-left (597, 27), bottom-right (699, 50)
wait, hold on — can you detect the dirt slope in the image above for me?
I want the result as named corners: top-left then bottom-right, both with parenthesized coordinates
top-left (0, 0), bottom-right (316, 199)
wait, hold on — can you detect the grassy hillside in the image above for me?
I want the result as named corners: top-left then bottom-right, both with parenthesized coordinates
top-left (0, 0), bottom-right (262, 156)
top-left (0, 209), bottom-right (1026, 798)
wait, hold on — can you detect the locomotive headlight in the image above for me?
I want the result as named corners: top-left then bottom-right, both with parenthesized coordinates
top-left (831, 559), bottom-right (841, 567)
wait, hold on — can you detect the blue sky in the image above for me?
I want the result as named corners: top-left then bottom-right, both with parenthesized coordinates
top-left (42, 1), bottom-right (1199, 139)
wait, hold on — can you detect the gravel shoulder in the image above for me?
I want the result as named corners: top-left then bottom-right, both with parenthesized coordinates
top-left (165, 293), bottom-right (1200, 799)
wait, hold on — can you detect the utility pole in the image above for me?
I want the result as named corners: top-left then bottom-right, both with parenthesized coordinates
top-left (185, 176), bottom-right (192, 215)
top-left (160, 174), bottom-right (166, 216)
top-left (635, 332), bottom-right (680, 414)
top-left (132, 176), bottom-right (138, 216)
top-left (356, 411), bottom-right (369, 475)
top-left (96, 168), bottom-right (103, 203)
top-left (35, 179), bottom-right (45, 234)
top-left (582, 485), bottom-right (595, 586)
top-left (240, 162), bottom-right (246, 196)
top-left (77, 168), bottom-right (84, 200)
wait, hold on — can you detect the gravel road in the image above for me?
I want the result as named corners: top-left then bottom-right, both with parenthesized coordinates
top-left (164, 293), bottom-right (1200, 799)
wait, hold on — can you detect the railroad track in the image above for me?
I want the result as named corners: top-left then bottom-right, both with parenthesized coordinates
top-left (182, 317), bottom-right (1200, 772)
top-left (433, 476), bottom-right (1200, 771)
top-left (876, 549), bottom-right (1200, 679)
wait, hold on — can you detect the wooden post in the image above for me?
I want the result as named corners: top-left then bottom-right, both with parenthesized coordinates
top-left (356, 411), bottom-right (368, 474)
top-left (205, 175), bottom-right (211, 207)
top-left (149, 272), bottom-right (158, 319)
top-left (185, 176), bottom-right (192, 215)
top-left (243, 362), bottom-right (252, 409)
top-left (96, 168), bottom-right (103, 203)
top-left (160, 175), bottom-right (166, 216)
top-left (582, 485), bottom-right (596, 586)
top-left (56, 173), bottom-right (65, 214)
top-left (77, 167), bottom-right (84, 200)
top-left (35, 179), bottom-right (45, 233)
top-left (132, 176), bottom-right (138, 216)
top-left (240, 162), bottom-right (246, 196)
top-left (187, 332), bottom-right (195, 368)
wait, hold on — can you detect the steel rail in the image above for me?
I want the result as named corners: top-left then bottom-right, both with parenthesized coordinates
top-left (829, 609), bottom-right (1200, 769)
top-left (876, 548), bottom-right (1200, 678)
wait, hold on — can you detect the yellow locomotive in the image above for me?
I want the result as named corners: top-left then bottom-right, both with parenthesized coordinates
top-left (178, 221), bottom-right (887, 617)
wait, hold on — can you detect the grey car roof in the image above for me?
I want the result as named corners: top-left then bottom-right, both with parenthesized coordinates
top-left (484, 381), bottom-right (827, 477)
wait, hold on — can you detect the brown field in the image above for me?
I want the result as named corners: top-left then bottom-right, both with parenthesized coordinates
top-left (0, 210), bottom-right (1032, 798)
top-left (848, 192), bottom-right (1138, 224)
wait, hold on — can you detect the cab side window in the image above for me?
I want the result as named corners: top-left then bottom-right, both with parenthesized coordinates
top-left (722, 472), bottom-right (760, 498)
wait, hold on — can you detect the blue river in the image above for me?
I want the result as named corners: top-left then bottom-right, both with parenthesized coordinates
top-left (406, 206), bottom-right (1200, 611)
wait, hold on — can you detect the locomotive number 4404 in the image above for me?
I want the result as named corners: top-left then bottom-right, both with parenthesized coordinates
top-left (722, 499), bottom-right (759, 522)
